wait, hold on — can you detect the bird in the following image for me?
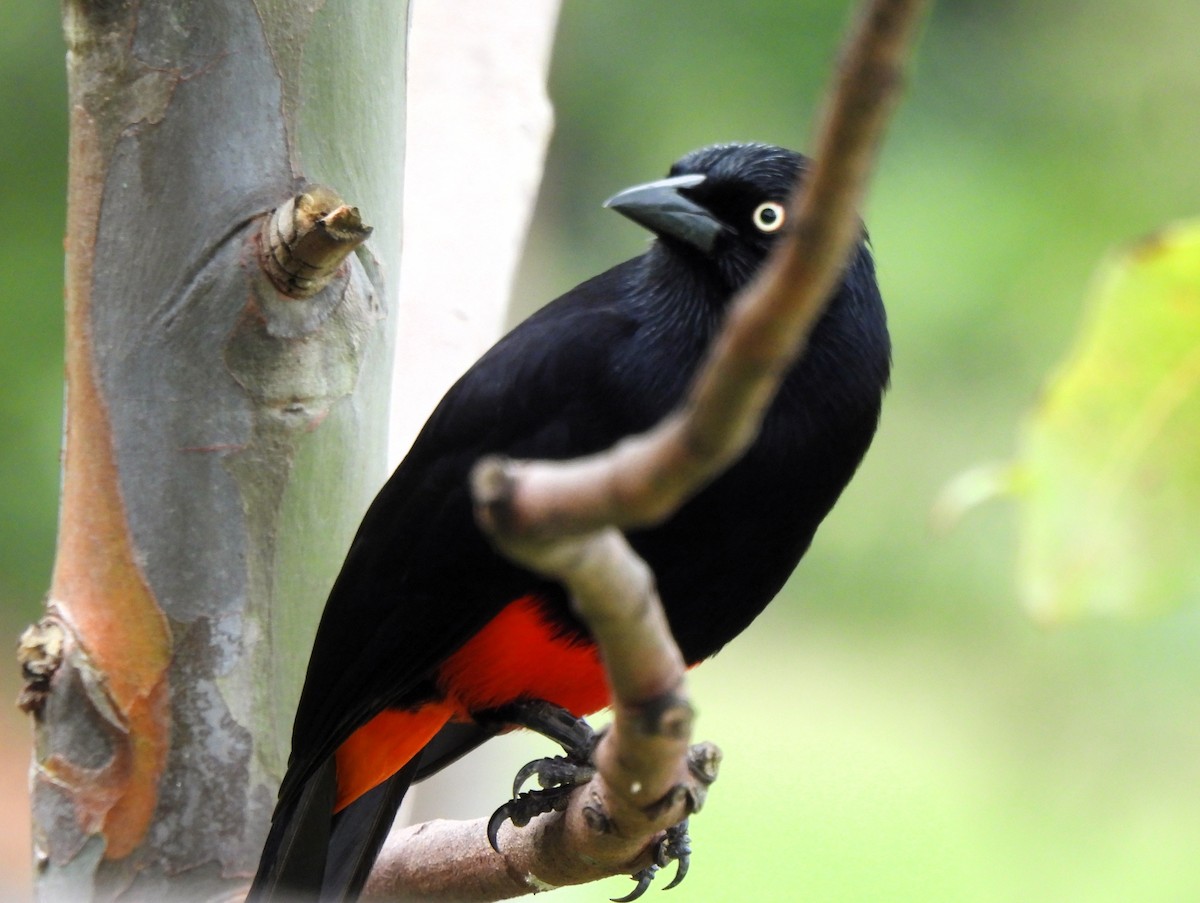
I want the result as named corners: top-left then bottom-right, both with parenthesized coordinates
top-left (248, 142), bottom-right (891, 902)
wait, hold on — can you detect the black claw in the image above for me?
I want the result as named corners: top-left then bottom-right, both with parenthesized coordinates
top-left (615, 820), bottom-right (691, 897)
top-left (487, 786), bottom-right (576, 853)
top-left (486, 803), bottom-right (509, 853)
top-left (512, 758), bottom-right (543, 797)
top-left (658, 819), bottom-right (691, 867)
top-left (662, 856), bottom-right (688, 891)
top-left (611, 866), bottom-right (657, 903)
top-left (658, 819), bottom-right (691, 890)
top-left (511, 755), bottom-right (596, 797)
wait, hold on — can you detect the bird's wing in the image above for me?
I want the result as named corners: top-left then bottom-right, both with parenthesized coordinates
top-left (279, 263), bottom-right (647, 802)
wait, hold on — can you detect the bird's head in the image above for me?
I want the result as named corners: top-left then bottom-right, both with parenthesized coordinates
top-left (604, 142), bottom-right (810, 292)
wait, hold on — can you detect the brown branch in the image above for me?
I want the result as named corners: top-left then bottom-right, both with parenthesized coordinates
top-left (366, 0), bottom-right (927, 898)
top-left (257, 186), bottom-right (373, 299)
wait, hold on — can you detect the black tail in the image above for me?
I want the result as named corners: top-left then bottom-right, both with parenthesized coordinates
top-left (322, 762), bottom-right (417, 899)
top-left (248, 758), bottom-right (418, 903)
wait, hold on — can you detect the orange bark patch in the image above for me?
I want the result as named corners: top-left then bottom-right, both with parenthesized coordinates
top-left (45, 105), bottom-right (171, 860)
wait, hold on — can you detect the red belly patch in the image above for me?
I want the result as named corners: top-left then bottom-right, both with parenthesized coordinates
top-left (438, 594), bottom-right (610, 718)
top-left (332, 595), bottom-right (609, 811)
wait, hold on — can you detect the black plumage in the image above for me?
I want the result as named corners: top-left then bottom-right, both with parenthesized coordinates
top-left (250, 142), bottom-right (890, 902)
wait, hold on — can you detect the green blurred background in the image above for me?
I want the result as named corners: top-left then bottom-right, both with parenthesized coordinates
top-left (3, 2), bottom-right (1200, 900)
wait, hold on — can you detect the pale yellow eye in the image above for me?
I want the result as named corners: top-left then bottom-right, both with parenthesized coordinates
top-left (752, 201), bottom-right (786, 233)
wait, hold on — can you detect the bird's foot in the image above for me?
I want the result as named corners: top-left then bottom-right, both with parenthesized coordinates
top-left (481, 701), bottom-right (707, 900)
top-left (480, 700), bottom-right (600, 852)
top-left (613, 741), bottom-right (718, 899)
top-left (611, 819), bottom-right (692, 902)
top-left (485, 755), bottom-right (599, 849)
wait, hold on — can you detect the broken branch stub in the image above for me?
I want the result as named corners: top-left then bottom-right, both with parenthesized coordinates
top-left (258, 186), bottom-right (373, 298)
top-left (16, 616), bottom-right (66, 717)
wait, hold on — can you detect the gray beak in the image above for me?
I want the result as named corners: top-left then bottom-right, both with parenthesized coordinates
top-left (603, 173), bottom-right (727, 254)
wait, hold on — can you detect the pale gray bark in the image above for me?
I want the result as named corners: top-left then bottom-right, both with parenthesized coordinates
top-left (27, 2), bottom-right (405, 899)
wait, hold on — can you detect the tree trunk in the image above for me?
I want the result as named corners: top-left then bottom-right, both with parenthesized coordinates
top-left (24, 1), bottom-right (406, 898)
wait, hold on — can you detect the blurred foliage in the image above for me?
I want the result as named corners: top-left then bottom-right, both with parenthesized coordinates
top-left (4, 1), bottom-right (1200, 900)
top-left (0, 5), bottom-right (67, 613)
top-left (1013, 223), bottom-right (1199, 622)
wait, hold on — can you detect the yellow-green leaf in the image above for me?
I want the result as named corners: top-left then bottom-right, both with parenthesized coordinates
top-left (1016, 220), bottom-right (1200, 622)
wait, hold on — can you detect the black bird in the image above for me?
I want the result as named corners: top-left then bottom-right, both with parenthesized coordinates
top-left (249, 142), bottom-right (891, 902)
